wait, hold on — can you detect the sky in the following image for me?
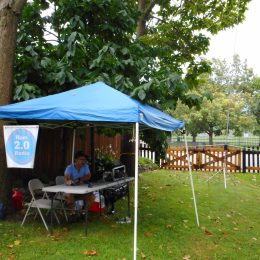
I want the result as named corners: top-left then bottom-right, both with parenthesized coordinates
top-left (206, 0), bottom-right (260, 76)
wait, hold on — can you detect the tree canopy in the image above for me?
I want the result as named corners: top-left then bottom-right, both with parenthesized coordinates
top-left (14, 0), bottom-right (251, 106)
top-left (174, 55), bottom-right (259, 144)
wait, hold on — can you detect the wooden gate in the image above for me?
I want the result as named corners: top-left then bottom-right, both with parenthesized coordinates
top-left (161, 146), bottom-right (242, 172)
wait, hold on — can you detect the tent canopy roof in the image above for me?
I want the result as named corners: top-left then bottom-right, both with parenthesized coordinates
top-left (0, 82), bottom-right (184, 131)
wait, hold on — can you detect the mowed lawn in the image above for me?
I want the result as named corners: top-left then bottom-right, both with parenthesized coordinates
top-left (0, 170), bottom-right (259, 260)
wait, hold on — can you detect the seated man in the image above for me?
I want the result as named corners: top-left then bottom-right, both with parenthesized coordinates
top-left (64, 151), bottom-right (95, 214)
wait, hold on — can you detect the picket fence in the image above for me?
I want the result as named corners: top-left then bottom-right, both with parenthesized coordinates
top-left (139, 141), bottom-right (155, 163)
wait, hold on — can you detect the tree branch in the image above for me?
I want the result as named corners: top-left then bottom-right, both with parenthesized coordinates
top-left (137, 0), bottom-right (158, 37)
top-left (150, 15), bottom-right (166, 23)
top-left (143, 0), bottom-right (157, 22)
top-left (46, 39), bottom-right (60, 43)
top-left (44, 29), bottom-right (58, 39)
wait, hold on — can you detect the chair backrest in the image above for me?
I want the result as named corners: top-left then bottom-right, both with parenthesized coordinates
top-left (28, 178), bottom-right (45, 199)
top-left (28, 178), bottom-right (44, 192)
top-left (55, 176), bottom-right (64, 185)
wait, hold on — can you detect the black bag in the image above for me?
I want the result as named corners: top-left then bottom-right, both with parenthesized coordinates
top-left (103, 184), bottom-right (128, 205)
top-left (0, 202), bottom-right (6, 220)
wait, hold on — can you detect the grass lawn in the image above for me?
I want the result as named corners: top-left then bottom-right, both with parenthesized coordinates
top-left (0, 170), bottom-right (259, 259)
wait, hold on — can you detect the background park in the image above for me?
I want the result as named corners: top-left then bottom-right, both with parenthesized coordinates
top-left (0, 0), bottom-right (259, 259)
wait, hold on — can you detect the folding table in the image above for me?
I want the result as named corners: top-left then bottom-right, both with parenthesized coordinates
top-left (42, 177), bottom-right (134, 233)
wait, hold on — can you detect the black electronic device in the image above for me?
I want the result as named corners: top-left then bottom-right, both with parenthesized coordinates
top-left (102, 171), bottom-right (114, 182)
top-left (112, 165), bottom-right (127, 180)
top-left (102, 165), bottom-right (127, 182)
top-left (87, 182), bottom-right (93, 188)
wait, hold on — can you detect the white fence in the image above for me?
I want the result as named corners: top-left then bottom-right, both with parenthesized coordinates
top-left (139, 141), bottom-right (155, 163)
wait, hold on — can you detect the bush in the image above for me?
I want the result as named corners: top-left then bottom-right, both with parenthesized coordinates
top-left (95, 145), bottom-right (118, 171)
top-left (138, 157), bottom-right (159, 172)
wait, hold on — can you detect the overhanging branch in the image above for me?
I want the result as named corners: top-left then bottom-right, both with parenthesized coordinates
top-left (143, 0), bottom-right (157, 22)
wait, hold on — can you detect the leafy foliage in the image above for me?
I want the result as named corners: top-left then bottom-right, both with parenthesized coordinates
top-left (13, 0), bottom-right (252, 151)
top-left (13, 84), bottom-right (42, 101)
top-left (174, 55), bottom-right (259, 144)
top-left (138, 157), bottom-right (159, 172)
top-left (249, 77), bottom-right (260, 135)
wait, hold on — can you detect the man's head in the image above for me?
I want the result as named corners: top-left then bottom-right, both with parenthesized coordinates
top-left (74, 151), bottom-right (87, 167)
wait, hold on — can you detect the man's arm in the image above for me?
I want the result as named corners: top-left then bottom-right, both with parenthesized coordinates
top-left (80, 173), bottom-right (91, 183)
top-left (79, 164), bottom-right (91, 183)
top-left (64, 174), bottom-right (74, 185)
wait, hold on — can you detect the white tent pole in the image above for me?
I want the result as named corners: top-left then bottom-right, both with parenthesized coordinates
top-left (71, 128), bottom-right (76, 163)
top-left (133, 122), bottom-right (139, 260)
top-left (223, 145), bottom-right (227, 189)
top-left (184, 130), bottom-right (200, 226)
top-left (223, 112), bottom-right (229, 189)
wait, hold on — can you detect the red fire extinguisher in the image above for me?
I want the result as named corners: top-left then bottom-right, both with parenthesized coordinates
top-left (12, 189), bottom-right (23, 210)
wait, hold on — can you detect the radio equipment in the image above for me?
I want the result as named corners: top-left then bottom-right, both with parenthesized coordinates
top-left (102, 165), bottom-right (126, 182)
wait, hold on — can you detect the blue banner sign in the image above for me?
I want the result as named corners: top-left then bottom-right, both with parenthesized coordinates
top-left (3, 125), bottom-right (39, 168)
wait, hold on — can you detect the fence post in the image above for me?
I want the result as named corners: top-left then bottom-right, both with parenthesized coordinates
top-left (252, 147), bottom-right (255, 173)
top-left (242, 148), bottom-right (246, 173)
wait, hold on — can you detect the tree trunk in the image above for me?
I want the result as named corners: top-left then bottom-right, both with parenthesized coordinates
top-left (192, 135), bottom-right (197, 143)
top-left (125, 0), bottom-right (156, 173)
top-left (0, 0), bottom-right (27, 210)
top-left (136, 0), bottom-right (146, 37)
top-left (208, 132), bottom-right (213, 145)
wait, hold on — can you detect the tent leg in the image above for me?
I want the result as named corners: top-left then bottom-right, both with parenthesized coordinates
top-left (133, 123), bottom-right (139, 260)
top-left (223, 145), bottom-right (227, 189)
top-left (184, 131), bottom-right (200, 227)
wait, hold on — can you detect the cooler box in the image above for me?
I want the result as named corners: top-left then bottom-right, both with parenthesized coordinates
top-left (12, 189), bottom-right (23, 210)
top-left (88, 192), bottom-right (105, 213)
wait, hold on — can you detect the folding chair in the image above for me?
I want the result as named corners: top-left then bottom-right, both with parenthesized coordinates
top-left (55, 175), bottom-right (65, 185)
top-left (21, 178), bottom-right (61, 231)
top-left (55, 176), bottom-right (68, 221)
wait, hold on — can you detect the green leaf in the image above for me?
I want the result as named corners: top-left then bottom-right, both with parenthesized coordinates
top-left (25, 45), bottom-right (32, 52)
top-left (115, 75), bottom-right (123, 83)
top-left (121, 48), bottom-right (129, 55)
top-left (138, 89), bottom-right (146, 100)
top-left (68, 32), bottom-right (77, 46)
top-left (109, 47), bottom-right (116, 56)
top-left (41, 58), bottom-right (50, 68)
top-left (23, 91), bottom-right (30, 100)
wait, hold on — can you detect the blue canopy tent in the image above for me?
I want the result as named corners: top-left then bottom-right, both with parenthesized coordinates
top-left (0, 81), bottom-right (184, 131)
top-left (0, 82), bottom-right (199, 259)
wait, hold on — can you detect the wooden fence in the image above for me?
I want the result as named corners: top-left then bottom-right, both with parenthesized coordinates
top-left (242, 147), bottom-right (260, 173)
top-left (161, 146), bottom-right (260, 173)
top-left (139, 141), bottom-right (155, 163)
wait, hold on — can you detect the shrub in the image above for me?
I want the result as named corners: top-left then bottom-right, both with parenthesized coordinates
top-left (138, 157), bottom-right (159, 172)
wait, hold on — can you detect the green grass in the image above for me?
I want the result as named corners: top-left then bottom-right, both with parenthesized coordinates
top-left (0, 171), bottom-right (259, 259)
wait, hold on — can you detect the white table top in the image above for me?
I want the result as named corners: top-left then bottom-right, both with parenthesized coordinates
top-left (42, 177), bottom-right (134, 194)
